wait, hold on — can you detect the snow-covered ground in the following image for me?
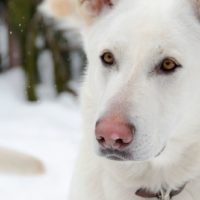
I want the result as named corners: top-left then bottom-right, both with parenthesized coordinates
top-left (0, 68), bottom-right (82, 200)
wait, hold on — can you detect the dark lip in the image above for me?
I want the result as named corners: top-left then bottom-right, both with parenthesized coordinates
top-left (99, 146), bottom-right (166, 161)
top-left (99, 148), bottom-right (132, 161)
top-left (106, 154), bottom-right (126, 161)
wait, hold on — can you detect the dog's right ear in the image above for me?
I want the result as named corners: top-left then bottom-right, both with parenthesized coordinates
top-left (78, 0), bottom-right (115, 23)
top-left (77, 0), bottom-right (121, 26)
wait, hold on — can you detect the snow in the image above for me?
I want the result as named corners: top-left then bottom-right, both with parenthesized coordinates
top-left (0, 69), bottom-right (82, 200)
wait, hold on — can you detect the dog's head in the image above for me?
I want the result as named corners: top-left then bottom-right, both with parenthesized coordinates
top-left (42, 0), bottom-right (200, 162)
top-left (78, 0), bottom-right (200, 162)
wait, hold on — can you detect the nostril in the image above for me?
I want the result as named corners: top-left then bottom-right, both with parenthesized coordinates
top-left (115, 139), bottom-right (124, 146)
top-left (114, 138), bottom-right (132, 149)
top-left (97, 136), bottom-right (105, 146)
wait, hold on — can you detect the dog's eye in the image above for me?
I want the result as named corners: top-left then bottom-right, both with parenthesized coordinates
top-left (158, 58), bottom-right (181, 74)
top-left (101, 51), bottom-right (115, 66)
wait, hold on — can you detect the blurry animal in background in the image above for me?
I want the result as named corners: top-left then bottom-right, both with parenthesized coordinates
top-left (0, 147), bottom-right (44, 175)
top-left (41, 0), bottom-right (200, 199)
top-left (39, 0), bottom-right (81, 29)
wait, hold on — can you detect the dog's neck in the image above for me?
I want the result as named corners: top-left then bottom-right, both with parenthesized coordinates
top-left (102, 158), bottom-right (193, 199)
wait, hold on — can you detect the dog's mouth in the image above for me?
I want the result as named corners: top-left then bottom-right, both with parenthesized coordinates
top-left (99, 149), bottom-right (132, 161)
top-left (98, 145), bottom-right (166, 161)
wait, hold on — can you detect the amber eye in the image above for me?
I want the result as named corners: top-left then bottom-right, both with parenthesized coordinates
top-left (160, 58), bottom-right (181, 73)
top-left (101, 51), bottom-right (115, 66)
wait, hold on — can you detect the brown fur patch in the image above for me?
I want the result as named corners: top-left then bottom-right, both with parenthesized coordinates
top-left (47, 0), bottom-right (76, 18)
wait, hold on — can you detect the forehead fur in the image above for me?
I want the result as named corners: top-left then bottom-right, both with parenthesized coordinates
top-left (89, 0), bottom-right (195, 31)
top-left (84, 0), bottom-right (200, 52)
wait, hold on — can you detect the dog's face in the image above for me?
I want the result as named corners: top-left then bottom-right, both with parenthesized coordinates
top-left (80, 0), bottom-right (200, 161)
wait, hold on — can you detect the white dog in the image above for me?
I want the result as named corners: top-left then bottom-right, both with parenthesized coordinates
top-left (41, 0), bottom-right (200, 199)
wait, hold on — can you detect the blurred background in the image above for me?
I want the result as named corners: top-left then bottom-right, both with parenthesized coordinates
top-left (0, 0), bottom-right (84, 199)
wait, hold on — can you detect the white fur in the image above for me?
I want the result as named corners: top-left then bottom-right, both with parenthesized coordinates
top-left (69, 0), bottom-right (200, 199)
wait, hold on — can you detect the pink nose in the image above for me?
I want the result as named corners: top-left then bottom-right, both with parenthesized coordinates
top-left (95, 117), bottom-right (134, 150)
